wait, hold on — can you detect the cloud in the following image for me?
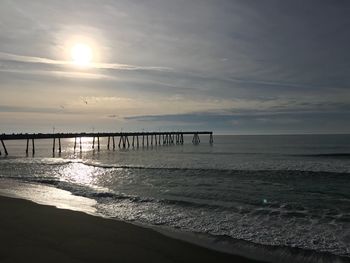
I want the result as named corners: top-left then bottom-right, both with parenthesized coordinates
top-left (126, 99), bottom-right (350, 124)
top-left (125, 105), bottom-right (350, 134)
top-left (0, 51), bottom-right (171, 74)
top-left (0, 0), bottom-right (350, 133)
top-left (0, 105), bottom-right (62, 114)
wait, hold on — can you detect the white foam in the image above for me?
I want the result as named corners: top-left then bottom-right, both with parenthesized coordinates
top-left (0, 178), bottom-right (97, 214)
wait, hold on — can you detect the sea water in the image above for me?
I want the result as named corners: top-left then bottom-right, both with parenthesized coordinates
top-left (0, 134), bottom-right (349, 262)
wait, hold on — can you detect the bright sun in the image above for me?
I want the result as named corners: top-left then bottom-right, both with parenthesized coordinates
top-left (71, 43), bottom-right (92, 66)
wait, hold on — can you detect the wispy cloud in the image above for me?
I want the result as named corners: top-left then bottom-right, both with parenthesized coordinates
top-left (0, 105), bottom-right (63, 114)
top-left (0, 68), bottom-right (113, 79)
top-left (0, 51), bottom-right (172, 72)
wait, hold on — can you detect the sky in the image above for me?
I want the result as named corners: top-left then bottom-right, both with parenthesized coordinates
top-left (0, 0), bottom-right (349, 134)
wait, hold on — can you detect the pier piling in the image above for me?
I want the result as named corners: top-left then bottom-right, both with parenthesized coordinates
top-left (58, 138), bottom-right (61, 154)
top-left (53, 138), bottom-right (56, 153)
top-left (122, 136), bottom-right (126, 148)
top-left (192, 133), bottom-right (200, 145)
top-left (32, 139), bottom-right (35, 155)
top-left (26, 139), bottom-right (29, 155)
top-left (1, 140), bottom-right (8, 156)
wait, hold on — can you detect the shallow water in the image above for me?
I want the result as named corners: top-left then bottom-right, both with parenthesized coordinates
top-left (0, 134), bottom-right (350, 261)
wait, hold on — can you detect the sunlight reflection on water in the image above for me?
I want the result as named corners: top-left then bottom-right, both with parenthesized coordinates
top-left (60, 163), bottom-right (98, 185)
top-left (0, 178), bottom-right (97, 214)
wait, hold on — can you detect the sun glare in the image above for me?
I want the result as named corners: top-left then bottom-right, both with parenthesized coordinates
top-left (71, 43), bottom-right (92, 66)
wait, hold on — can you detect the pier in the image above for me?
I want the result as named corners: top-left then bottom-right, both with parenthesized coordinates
top-left (0, 131), bottom-right (213, 156)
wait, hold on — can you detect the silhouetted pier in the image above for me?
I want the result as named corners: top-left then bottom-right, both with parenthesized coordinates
top-left (0, 131), bottom-right (213, 156)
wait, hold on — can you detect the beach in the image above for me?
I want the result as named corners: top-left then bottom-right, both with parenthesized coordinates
top-left (0, 195), bottom-right (261, 263)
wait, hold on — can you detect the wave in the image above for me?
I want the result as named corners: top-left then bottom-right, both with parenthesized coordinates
top-left (3, 176), bottom-right (232, 209)
top-left (5, 176), bottom-right (349, 223)
top-left (2, 159), bottom-right (350, 187)
top-left (4, 176), bottom-right (154, 201)
top-left (36, 159), bottom-right (350, 177)
top-left (0, 176), bottom-right (258, 212)
top-left (296, 153), bottom-right (350, 158)
top-left (2, 154), bottom-right (349, 176)
top-left (204, 233), bottom-right (350, 263)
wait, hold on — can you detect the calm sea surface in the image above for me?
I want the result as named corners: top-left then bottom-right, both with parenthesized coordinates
top-left (1, 134), bottom-right (350, 261)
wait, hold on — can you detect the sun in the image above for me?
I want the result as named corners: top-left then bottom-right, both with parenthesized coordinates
top-left (71, 43), bottom-right (92, 66)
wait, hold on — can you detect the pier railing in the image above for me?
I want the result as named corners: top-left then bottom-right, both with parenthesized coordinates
top-left (0, 131), bottom-right (213, 156)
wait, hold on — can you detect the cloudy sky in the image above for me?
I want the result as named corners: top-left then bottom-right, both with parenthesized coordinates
top-left (0, 0), bottom-right (349, 134)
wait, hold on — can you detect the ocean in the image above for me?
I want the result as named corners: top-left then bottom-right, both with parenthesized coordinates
top-left (0, 134), bottom-right (349, 262)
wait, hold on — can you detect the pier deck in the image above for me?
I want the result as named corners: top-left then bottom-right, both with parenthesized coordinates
top-left (0, 131), bottom-right (213, 156)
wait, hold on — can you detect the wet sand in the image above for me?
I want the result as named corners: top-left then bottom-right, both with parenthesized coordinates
top-left (0, 196), bottom-right (264, 263)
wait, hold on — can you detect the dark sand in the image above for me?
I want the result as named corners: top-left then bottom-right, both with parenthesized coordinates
top-left (0, 196), bottom-right (264, 263)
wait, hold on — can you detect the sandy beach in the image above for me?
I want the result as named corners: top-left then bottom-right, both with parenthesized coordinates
top-left (0, 196), bottom-right (263, 263)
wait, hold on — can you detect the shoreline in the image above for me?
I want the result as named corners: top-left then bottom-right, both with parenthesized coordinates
top-left (0, 178), bottom-right (348, 263)
top-left (0, 195), bottom-right (263, 263)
